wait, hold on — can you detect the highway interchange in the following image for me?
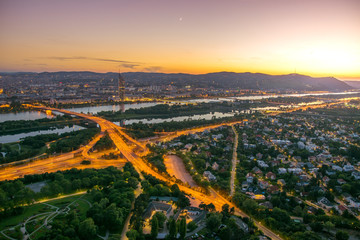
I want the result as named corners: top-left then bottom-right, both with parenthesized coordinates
top-left (2, 105), bottom-right (282, 240)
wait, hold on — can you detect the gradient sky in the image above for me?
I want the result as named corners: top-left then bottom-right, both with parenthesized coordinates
top-left (0, 0), bottom-right (359, 80)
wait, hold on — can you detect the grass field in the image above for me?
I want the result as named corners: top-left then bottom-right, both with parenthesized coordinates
top-left (0, 204), bottom-right (48, 230)
top-left (0, 193), bottom-right (89, 231)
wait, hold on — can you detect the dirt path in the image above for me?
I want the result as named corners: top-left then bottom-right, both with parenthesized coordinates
top-left (230, 125), bottom-right (238, 196)
top-left (164, 155), bottom-right (198, 188)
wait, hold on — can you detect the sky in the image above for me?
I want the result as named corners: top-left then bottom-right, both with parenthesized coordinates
top-left (0, 0), bottom-right (359, 80)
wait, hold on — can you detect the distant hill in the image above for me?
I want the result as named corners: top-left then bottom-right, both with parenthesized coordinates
top-left (0, 71), bottom-right (352, 91)
top-left (123, 72), bottom-right (352, 91)
top-left (344, 81), bottom-right (360, 89)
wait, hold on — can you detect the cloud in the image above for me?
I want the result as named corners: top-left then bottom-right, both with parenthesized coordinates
top-left (121, 63), bottom-right (140, 69)
top-left (44, 56), bottom-right (141, 65)
top-left (143, 66), bottom-right (163, 72)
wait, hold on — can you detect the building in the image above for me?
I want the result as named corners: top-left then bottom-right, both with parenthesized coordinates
top-left (118, 72), bottom-right (125, 102)
top-left (317, 197), bottom-right (334, 210)
top-left (348, 197), bottom-right (360, 208)
top-left (203, 171), bottom-right (216, 181)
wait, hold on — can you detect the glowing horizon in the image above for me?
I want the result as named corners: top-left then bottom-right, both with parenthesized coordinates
top-left (0, 0), bottom-right (359, 80)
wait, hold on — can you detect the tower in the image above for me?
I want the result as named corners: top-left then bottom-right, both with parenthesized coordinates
top-left (118, 71), bottom-right (125, 102)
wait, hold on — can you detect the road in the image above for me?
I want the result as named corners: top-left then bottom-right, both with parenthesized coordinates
top-left (230, 125), bottom-right (238, 197)
top-left (5, 105), bottom-right (282, 240)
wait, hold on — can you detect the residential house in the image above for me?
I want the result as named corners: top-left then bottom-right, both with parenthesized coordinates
top-left (317, 197), bottom-right (334, 210)
top-left (266, 172), bottom-right (276, 180)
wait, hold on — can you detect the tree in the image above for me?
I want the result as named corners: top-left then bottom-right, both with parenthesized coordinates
top-left (104, 203), bottom-right (123, 230)
top-left (151, 216), bottom-right (159, 239)
top-left (207, 203), bottom-right (216, 212)
top-left (187, 221), bottom-right (197, 232)
top-left (108, 234), bottom-right (122, 240)
top-left (293, 206), bottom-right (303, 217)
top-left (292, 231), bottom-right (321, 240)
top-left (324, 221), bottom-right (334, 233)
top-left (153, 211), bottom-right (167, 227)
top-left (79, 218), bottom-right (97, 240)
top-left (126, 229), bottom-right (138, 240)
top-left (177, 194), bottom-right (190, 209)
top-left (206, 213), bottom-right (222, 230)
top-left (221, 204), bottom-right (230, 219)
top-left (336, 231), bottom-right (349, 240)
top-left (168, 218), bottom-right (177, 239)
top-left (179, 218), bottom-right (187, 240)
top-left (310, 222), bottom-right (323, 232)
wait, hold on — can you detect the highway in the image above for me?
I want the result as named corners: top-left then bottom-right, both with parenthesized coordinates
top-left (4, 105), bottom-right (282, 240)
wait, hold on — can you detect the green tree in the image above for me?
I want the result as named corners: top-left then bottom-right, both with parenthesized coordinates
top-left (187, 221), bottom-right (197, 232)
top-left (151, 216), bottom-right (159, 239)
top-left (79, 218), bottom-right (97, 240)
top-left (336, 231), bottom-right (349, 240)
top-left (206, 212), bottom-right (222, 230)
top-left (126, 229), bottom-right (138, 240)
top-left (292, 231), bottom-right (321, 240)
top-left (153, 211), bottom-right (167, 227)
top-left (324, 221), bottom-right (334, 233)
top-left (168, 218), bottom-right (177, 239)
top-left (104, 203), bottom-right (123, 230)
top-left (179, 218), bottom-right (187, 240)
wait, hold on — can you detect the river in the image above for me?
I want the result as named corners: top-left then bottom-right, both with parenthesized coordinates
top-left (0, 125), bottom-right (85, 144)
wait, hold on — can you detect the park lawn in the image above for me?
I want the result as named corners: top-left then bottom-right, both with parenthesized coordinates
top-left (0, 204), bottom-right (48, 230)
top-left (0, 194), bottom-right (87, 231)
top-left (74, 198), bottom-right (92, 219)
top-left (45, 194), bottom-right (85, 209)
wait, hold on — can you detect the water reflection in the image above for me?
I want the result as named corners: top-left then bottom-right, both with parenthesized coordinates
top-left (0, 125), bottom-right (85, 144)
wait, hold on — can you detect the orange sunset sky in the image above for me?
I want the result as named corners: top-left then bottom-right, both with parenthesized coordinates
top-left (0, 0), bottom-right (359, 80)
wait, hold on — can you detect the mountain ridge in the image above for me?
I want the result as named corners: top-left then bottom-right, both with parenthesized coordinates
top-left (0, 71), bottom-right (352, 91)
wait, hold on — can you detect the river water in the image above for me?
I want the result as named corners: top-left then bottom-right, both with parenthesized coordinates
top-left (0, 91), bottom-right (357, 143)
top-left (0, 125), bottom-right (85, 144)
top-left (115, 111), bottom-right (237, 125)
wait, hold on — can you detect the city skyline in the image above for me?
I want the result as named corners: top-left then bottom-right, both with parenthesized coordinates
top-left (0, 0), bottom-right (359, 80)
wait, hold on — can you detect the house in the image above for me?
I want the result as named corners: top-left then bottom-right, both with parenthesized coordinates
top-left (332, 165), bottom-right (343, 172)
top-left (252, 167), bottom-right (263, 175)
top-left (348, 197), bottom-right (360, 208)
top-left (342, 193), bottom-right (352, 201)
top-left (322, 176), bottom-right (330, 184)
top-left (266, 172), bottom-right (276, 180)
top-left (230, 216), bottom-right (249, 232)
top-left (336, 205), bottom-right (347, 215)
top-left (242, 181), bottom-right (249, 191)
top-left (257, 160), bottom-right (269, 168)
top-left (267, 185), bottom-right (280, 194)
top-left (337, 179), bottom-right (347, 185)
top-left (143, 201), bottom-right (173, 220)
top-left (251, 194), bottom-right (266, 200)
top-left (351, 171), bottom-right (360, 180)
top-left (212, 162), bottom-right (219, 171)
top-left (258, 180), bottom-right (269, 190)
top-left (256, 153), bottom-right (263, 159)
top-left (288, 168), bottom-right (302, 174)
top-left (184, 143), bottom-right (193, 151)
top-left (259, 201), bottom-right (273, 210)
top-left (203, 171), bottom-right (216, 181)
top-left (317, 197), bottom-right (334, 210)
top-left (213, 134), bottom-right (224, 141)
top-left (277, 179), bottom-right (286, 186)
top-left (246, 173), bottom-right (254, 183)
top-left (325, 170), bottom-right (336, 176)
top-left (271, 160), bottom-right (280, 167)
top-left (278, 168), bottom-right (287, 174)
top-left (343, 164), bottom-right (354, 172)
